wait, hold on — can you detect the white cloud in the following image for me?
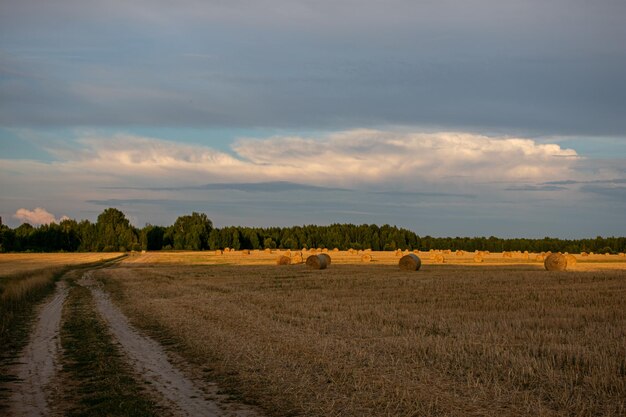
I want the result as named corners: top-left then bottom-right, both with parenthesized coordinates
top-left (234, 130), bottom-right (580, 185)
top-left (13, 207), bottom-right (61, 225)
top-left (19, 129), bottom-right (579, 189)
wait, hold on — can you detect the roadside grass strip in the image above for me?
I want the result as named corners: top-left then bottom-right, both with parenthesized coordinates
top-left (60, 284), bottom-right (163, 417)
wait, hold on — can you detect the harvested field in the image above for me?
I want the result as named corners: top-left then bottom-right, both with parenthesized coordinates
top-left (0, 253), bottom-right (123, 276)
top-left (99, 252), bottom-right (626, 417)
top-left (119, 249), bottom-right (626, 270)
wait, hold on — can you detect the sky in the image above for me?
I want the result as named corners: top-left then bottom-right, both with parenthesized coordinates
top-left (1, 0), bottom-right (625, 237)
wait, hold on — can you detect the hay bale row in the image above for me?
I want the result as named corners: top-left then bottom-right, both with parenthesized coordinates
top-left (399, 254), bottom-right (421, 271)
top-left (431, 253), bottom-right (445, 264)
top-left (565, 254), bottom-right (577, 268)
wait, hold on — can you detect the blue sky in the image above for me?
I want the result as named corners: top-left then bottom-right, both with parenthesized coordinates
top-left (1, 0), bottom-right (625, 237)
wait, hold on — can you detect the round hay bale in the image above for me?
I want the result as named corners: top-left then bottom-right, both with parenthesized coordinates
top-left (395, 251), bottom-right (403, 257)
top-left (215, 250), bottom-right (223, 255)
top-left (399, 253), bottom-right (421, 271)
top-left (535, 254), bottom-right (545, 262)
top-left (264, 248), bottom-right (272, 254)
top-left (619, 252), bottom-right (625, 257)
top-left (292, 252), bottom-right (303, 264)
top-left (241, 249), bottom-right (250, 255)
top-left (456, 250), bottom-right (464, 256)
top-left (333, 247), bottom-right (339, 252)
top-left (432, 253), bottom-right (445, 264)
top-left (224, 247), bottom-right (231, 253)
top-left (361, 254), bottom-right (372, 263)
top-left (565, 254), bottom-right (577, 268)
top-left (544, 253), bottom-right (567, 271)
top-left (306, 254), bottom-right (327, 270)
top-left (276, 255), bottom-right (291, 265)
top-left (581, 252), bottom-right (589, 257)
top-left (605, 252), bottom-right (611, 256)
top-left (473, 254), bottom-right (483, 263)
top-left (319, 253), bottom-right (331, 265)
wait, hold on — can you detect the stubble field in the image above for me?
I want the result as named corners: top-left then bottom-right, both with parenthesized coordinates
top-left (97, 250), bottom-right (626, 416)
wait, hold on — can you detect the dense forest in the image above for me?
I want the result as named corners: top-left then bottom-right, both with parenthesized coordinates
top-left (0, 208), bottom-right (624, 254)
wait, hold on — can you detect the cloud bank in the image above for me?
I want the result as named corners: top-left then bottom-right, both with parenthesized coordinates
top-left (1, 129), bottom-right (623, 237)
top-left (30, 129), bottom-right (579, 188)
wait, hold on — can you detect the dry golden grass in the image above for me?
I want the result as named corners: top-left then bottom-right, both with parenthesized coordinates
top-left (0, 253), bottom-right (123, 343)
top-left (0, 253), bottom-right (122, 276)
top-left (101, 253), bottom-right (626, 417)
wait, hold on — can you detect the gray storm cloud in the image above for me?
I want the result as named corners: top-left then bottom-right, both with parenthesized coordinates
top-left (1, 1), bottom-right (624, 134)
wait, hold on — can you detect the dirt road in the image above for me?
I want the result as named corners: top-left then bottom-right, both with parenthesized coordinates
top-left (4, 268), bottom-right (260, 416)
top-left (80, 271), bottom-right (260, 417)
top-left (8, 281), bottom-right (68, 416)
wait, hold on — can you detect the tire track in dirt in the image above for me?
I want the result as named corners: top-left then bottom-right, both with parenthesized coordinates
top-left (8, 281), bottom-right (68, 417)
top-left (80, 272), bottom-right (256, 417)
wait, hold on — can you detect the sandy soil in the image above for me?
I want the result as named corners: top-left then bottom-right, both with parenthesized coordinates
top-left (7, 281), bottom-right (68, 417)
top-left (80, 271), bottom-right (261, 417)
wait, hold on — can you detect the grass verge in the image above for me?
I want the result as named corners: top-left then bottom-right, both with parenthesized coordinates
top-left (0, 267), bottom-right (66, 410)
top-left (59, 282), bottom-right (162, 417)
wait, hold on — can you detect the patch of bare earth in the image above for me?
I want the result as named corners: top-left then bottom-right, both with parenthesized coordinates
top-left (79, 271), bottom-right (262, 417)
top-left (7, 280), bottom-right (68, 416)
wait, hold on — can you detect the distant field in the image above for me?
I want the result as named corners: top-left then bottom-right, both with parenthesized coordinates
top-left (0, 253), bottom-right (123, 277)
top-left (122, 249), bottom-right (626, 270)
top-left (101, 251), bottom-right (626, 416)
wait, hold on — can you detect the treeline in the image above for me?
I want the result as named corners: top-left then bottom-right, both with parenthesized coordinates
top-left (1, 208), bottom-right (625, 254)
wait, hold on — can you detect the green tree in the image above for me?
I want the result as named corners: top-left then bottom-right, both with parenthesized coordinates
top-left (170, 212), bottom-right (213, 250)
top-left (95, 208), bottom-right (138, 251)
